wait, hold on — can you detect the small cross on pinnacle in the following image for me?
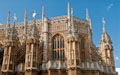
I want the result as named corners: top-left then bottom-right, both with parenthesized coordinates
top-left (102, 18), bottom-right (106, 33)
top-left (102, 18), bottom-right (106, 25)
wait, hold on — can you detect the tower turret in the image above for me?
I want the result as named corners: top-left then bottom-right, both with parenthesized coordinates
top-left (66, 2), bottom-right (81, 75)
top-left (1, 12), bottom-right (18, 75)
top-left (25, 10), bottom-right (40, 75)
top-left (100, 18), bottom-right (115, 72)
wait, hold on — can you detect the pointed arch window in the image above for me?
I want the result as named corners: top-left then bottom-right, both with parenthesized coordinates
top-left (81, 38), bottom-right (85, 62)
top-left (52, 34), bottom-right (65, 60)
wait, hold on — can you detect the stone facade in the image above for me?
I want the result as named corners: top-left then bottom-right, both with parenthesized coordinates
top-left (0, 2), bottom-right (118, 75)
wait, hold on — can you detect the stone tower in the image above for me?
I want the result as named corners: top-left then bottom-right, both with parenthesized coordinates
top-left (100, 18), bottom-right (115, 72)
top-left (1, 12), bottom-right (18, 75)
top-left (24, 10), bottom-right (40, 75)
top-left (66, 2), bottom-right (81, 75)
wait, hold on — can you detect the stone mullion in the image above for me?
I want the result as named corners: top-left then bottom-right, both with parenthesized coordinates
top-left (31, 44), bottom-right (33, 68)
top-left (70, 41), bottom-right (72, 65)
top-left (36, 44), bottom-right (38, 68)
top-left (2, 47), bottom-right (8, 70)
top-left (7, 46), bottom-right (11, 71)
top-left (53, 40), bottom-right (55, 59)
top-left (56, 37), bottom-right (58, 59)
top-left (58, 36), bottom-right (60, 59)
top-left (59, 36), bottom-right (61, 59)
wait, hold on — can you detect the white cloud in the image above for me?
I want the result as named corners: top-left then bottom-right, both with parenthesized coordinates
top-left (116, 56), bottom-right (119, 60)
top-left (107, 3), bottom-right (114, 10)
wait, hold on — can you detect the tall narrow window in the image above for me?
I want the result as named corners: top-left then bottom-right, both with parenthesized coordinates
top-left (55, 41), bottom-right (56, 49)
top-left (58, 50), bottom-right (59, 59)
top-left (63, 40), bottom-right (64, 48)
top-left (81, 39), bottom-right (85, 49)
top-left (60, 39), bottom-right (62, 48)
top-left (52, 34), bottom-right (65, 60)
top-left (63, 50), bottom-right (64, 58)
top-left (52, 41), bottom-right (54, 49)
top-left (58, 41), bottom-right (59, 48)
top-left (81, 38), bottom-right (85, 62)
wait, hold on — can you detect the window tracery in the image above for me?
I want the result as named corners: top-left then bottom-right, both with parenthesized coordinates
top-left (52, 34), bottom-right (65, 60)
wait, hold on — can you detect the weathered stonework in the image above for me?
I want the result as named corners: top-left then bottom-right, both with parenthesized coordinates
top-left (0, 2), bottom-right (118, 75)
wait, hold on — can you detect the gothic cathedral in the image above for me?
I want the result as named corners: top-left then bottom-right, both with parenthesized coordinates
top-left (0, 2), bottom-right (118, 75)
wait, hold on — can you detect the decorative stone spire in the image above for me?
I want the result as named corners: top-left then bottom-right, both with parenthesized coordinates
top-left (102, 18), bottom-right (106, 33)
top-left (101, 18), bottom-right (112, 43)
top-left (67, 1), bottom-right (71, 35)
top-left (89, 19), bottom-right (92, 30)
top-left (71, 8), bottom-right (73, 26)
top-left (100, 18), bottom-right (115, 68)
top-left (86, 8), bottom-right (89, 21)
top-left (5, 11), bottom-right (10, 39)
top-left (67, 7), bottom-right (79, 40)
top-left (23, 8), bottom-right (27, 40)
top-left (86, 8), bottom-right (92, 30)
top-left (31, 19), bottom-right (37, 36)
top-left (68, 1), bottom-right (70, 20)
top-left (42, 5), bottom-right (45, 21)
top-left (10, 13), bottom-right (18, 40)
top-left (7, 11), bottom-right (10, 26)
top-left (42, 5), bottom-right (45, 34)
top-left (29, 10), bottom-right (39, 39)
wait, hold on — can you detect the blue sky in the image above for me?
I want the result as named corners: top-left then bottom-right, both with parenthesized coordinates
top-left (0, 0), bottom-right (120, 67)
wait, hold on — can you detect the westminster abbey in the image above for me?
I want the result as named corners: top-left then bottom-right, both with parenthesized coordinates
top-left (0, 2), bottom-right (118, 75)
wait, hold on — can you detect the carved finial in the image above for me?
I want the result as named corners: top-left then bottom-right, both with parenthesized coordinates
top-left (13, 13), bottom-right (17, 22)
top-left (68, 1), bottom-right (70, 19)
top-left (102, 18), bottom-right (106, 33)
top-left (32, 10), bottom-right (36, 19)
top-left (86, 8), bottom-right (89, 21)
